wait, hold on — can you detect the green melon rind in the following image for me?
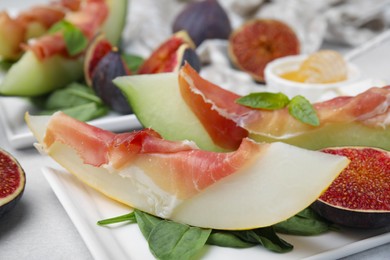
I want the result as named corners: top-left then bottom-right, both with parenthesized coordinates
top-left (104, 0), bottom-right (128, 46)
top-left (114, 73), bottom-right (226, 152)
top-left (250, 123), bottom-right (390, 151)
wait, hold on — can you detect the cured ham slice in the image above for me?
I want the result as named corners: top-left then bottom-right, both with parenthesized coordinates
top-left (26, 0), bottom-right (109, 60)
top-left (0, 0), bottom-right (80, 60)
top-left (179, 63), bottom-right (390, 150)
top-left (26, 112), bottom-right (348, 229)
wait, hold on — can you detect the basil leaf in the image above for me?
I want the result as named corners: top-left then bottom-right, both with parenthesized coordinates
top-left (0, 59), bottom-right (14, 70)
top-left (49, 20), bottom-right (88, 56)
top-left (134, 210), bottom-right (211, 260)
top-left (236, 92), bottom-right (290, 110)
top-left (274, 208), bottom-right (333, 236)
top-left (148, 220), bottom-right (211, 260)
top-left (62, 102), bottom-right (108, 121)
top-left (233, 226), bottom-right (293, 253)
top-left (207, 231), bottom-right (255, 248)
top-left (43, 82), bottom-right (103, 109)
top-left (30, 82), bottom-right (109, 121)
top-left (288, 95), bottom-right (320, 126)
top-left (134, 210), bottom-right (162, 238)
top-left (122, 53), bottom-right (144, 74)
top-left (97, 212), bottom-right (136, 226)
top-left (38, 102), bottom-right (108, 121)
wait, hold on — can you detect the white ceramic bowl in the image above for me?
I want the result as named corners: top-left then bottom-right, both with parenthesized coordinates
top-left (264, 55), bottom-right (361, 102)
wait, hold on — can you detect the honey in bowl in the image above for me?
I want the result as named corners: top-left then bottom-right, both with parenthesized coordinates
top-left (280, 50), bottom-right (348, 84)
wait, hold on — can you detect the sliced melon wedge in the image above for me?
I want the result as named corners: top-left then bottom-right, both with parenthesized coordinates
top-left (26, 112), bottom-right (349, 230)
top-left (0, 51), bottom-right (83, 96)
top-left (114, 73), bottom-right (228, 152)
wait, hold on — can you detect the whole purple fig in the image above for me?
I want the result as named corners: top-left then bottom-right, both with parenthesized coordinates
top-left (172, 0), bottom-right (232, 47)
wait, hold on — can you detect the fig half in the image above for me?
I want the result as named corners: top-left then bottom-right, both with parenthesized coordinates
top-left (0, 148), bottom-right (26, 218)
top-left (84, 33), bottom-right (113, 87)
top-left (228, 19), bottom-right (300, 82)
top-left (312, 147), bottom-right (390, 229)
top-left (138, 30), bottom-right (200, 74)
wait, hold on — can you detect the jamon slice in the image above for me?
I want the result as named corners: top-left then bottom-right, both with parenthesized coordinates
top-left (179, 63), bottom-right (390, 150)
top-left (26, 112), bottom-right (348, 229)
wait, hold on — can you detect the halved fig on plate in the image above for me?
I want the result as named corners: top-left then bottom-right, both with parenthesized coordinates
top-left (0, 148), bottom-right (26, 218)
top-left (312, 146), bottom-right (390, 229)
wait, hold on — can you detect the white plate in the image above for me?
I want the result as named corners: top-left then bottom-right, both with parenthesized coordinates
top-left (0, 97), bottom-right (142, 149)
top-left (42, 166), bottom-right (390, 260)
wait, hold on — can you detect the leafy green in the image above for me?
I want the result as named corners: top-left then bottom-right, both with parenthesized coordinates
top-left (232, 227), bottom-right (293, 253)
top-left (236, 92), bottom-right (290, 110)
top-left (134, 209), bottom-right (162, 238)
top-left (97, 212), bottom-right (136, 226)
top-left (95, 208), bottom-right (338, 256)
top-left (236, 92), bottom-right (319, 126)
top-left (30, 82), bottom-right (108, 121)
top-left (207, 231), bottom-right (255, 248)
top-left (288, 95), bottom-right (320, 126)
top-left (0, 59), bottom-right (14, 71)
top-left (122, 53), bottom-right (145, 74)
top-left (49, 20), bottom-right (88, 56)
top-left (274, 208), bottom-right (336, 235)
top-left (148, 221), bottom-right (211, 260)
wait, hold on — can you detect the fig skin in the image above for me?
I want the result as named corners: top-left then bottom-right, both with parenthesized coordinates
top-left (311, 200), bottom-right (390, 229)
top-left (172, 0), bottom-right (232, 47)
top-left (84, 33), bottom-right (113, 87)
top-left (312, 146), bottom-right (390, 229)
top-left (138, 31), bottom-right (201, 74)
top-left (228, 19), bottom-right (300, 82)
top-left (0, 148), bottom-right (26, 218)
top-left (180, 45), bottom-right (201, 73)
top-left (91, 48), bottom-right (132, 114)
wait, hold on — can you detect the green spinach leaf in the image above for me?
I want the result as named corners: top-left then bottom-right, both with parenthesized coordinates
top-left (207, 230), bottom-right (255, 248)
top-left (49, 20), bottom-right (88, 56)
top-left (122, 53), bottom-right (144, 74)
top-left (233, 226), bottom-right (293, 253)
top-left (148, 220), bottom-right (211, 260)
top-left (274, 208), bottom-right (335, 235)
top-left (97, 212), bottom-right (136, 226)
top-left (30, 82), bottom-right (108, 121)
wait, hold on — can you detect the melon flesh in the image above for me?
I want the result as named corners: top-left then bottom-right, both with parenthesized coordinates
top-left (114, 73), bottom-right (227, 152)
top-left (26, 112), bottom-right (349, 230)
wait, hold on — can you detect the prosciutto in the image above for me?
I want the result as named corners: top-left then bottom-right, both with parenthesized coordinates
top-left (179, 63), bottom-right (390, 140)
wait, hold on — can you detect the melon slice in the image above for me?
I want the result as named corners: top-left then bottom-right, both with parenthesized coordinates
top-left (114, 73), bottom-right (230, 152)
top-left (26, 112), bottom-right (349, 230)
